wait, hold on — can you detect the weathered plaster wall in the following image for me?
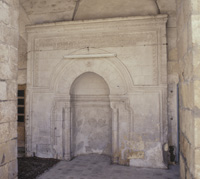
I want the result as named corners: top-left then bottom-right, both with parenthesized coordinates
top-left (70, 72), bottom-right (112, 156)
top-left (26, 15), bottom-right (168, 168)
top-left (17, 0), bottom-right (181, 164)
top-left (0, 0), bottom-right (19, 178)
top-left (177, 0), bottom-right (200, 178)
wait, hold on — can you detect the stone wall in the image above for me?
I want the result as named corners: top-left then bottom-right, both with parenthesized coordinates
top-left (18, 3), bottom-right (30, 85)
top-left (17, 0), bottom-right (181, 164)
top-left (26, 15), bottom-right (168, 168)
top-left (0, 0), bottom-right (19, 178)
top-left (177, 0), bottom-right (200, 178)
top-left (157, 0), bottom-right (180, 163)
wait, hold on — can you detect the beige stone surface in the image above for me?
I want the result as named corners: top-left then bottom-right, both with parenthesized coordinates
top-left (195, 149), bottom-right (200, 179)
top-left (180, 155), bottom-right (186, 179)
top-left (0, 0), bottom-right (18, 179)
top-left (179, 109), bottom-right (194, 145)
top-left (180, 82), bottom-right (194, 110)
top-left (195, 118), bottom-right (200, 148)
top-left (177, 0), bottom-right (200, 178)
top-left (75, 0), bottom-right (158, 20)
top-left (168, 74), bottom-right (179, 160)
top-left (194, 80), bottom-right (200, 110)
top-left (17, 1), bottom-right (180, 167)
top-left (20, 0), bottom-right (76, 24)
top-left (0, 101), bottom-right (17, 123)
top-left (26, 15), bottom-right (168, 168)
top-left (0, 81), bottom-right (7, 100)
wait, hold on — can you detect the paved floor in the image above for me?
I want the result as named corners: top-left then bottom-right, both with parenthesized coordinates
top-left (37, 154), bottom-right (180, 179)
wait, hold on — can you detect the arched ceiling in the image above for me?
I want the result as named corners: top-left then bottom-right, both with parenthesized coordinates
top-left (19, 0), bottom-right (163, 24)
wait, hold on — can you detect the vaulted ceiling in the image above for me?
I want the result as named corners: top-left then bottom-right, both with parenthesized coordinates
top-left (19, 0), bottom-right (172, 24)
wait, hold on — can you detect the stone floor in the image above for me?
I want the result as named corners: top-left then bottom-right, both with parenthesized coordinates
top-left (37, 154), bottom-right (180, 179)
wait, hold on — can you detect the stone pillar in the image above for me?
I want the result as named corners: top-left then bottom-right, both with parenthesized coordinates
top-left (63, 105), bottom-right (71, 160)
top-left (110, 102), bottom-right (119, 164)
top-left (0, 0), bottom-right (19, 179)
top-left (177, 0), bottom-right (200, 178)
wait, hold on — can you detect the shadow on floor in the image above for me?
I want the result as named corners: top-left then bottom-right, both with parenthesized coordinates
top-left (18, 157), bottom-right (60, 179)
top-left (18, 154), bottom-right (180, 179)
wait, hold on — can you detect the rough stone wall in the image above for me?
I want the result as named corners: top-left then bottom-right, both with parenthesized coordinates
top-left (18, 3), bottom-right (30, 85)
top-left (177, 0), bottom-right (200, 178)
top-left (0, 0), bottom-right (19, 178)
top-left (157, 0), bottom-right (180, 163)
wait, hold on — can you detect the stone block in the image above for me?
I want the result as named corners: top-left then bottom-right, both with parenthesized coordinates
top-left (179, 82), bottom-right (194, 109)
top-left (179, 109), bottom-right (194, 144)
top-left (0, 164), bottom-right (8, 179)
top-left (18, 37), bottom-right (27, 69)
top-left (0, 81), bottom-right (7, 100)
top-left (0, 44), bottom-right (8, 63)
top-left (8, 159), bottom-right (18, 179)
top-left (180, 155), bottom-right (186, 179)
top-left (128, 151), bottom-right (145, 159)
top-left (74, 0), bottom-right (157, 20)
top-left (183, 0), bottom-right (192, 23)
top-left (177, 26), bottom-right (188, 60)
top-left (168, 16), bottom-right (177, 28)
top-left (192, 0), bottom-right (200, 14)
top-left (7, 80), bottom-right (17, 100)
top-left (0, 2), bottom-right (10, 25)
top-left (194, 80), bottom-right (200, 110)
top-left (0, 142), bottom-right (9, 165)
top-left (0, 140), bottom-right (17, 170)
top-left (193, 46), bottom-right (200, 78)
top-left (168, 61), bottom-right (180, 75)
top-left (183, 52), bottom-right (193, 81)
top-left (17, 69), bottom-right (27, 85)
top-left (180, 133), bottom-right (194, 174)
top-left (9, 122), bottom-right (17, 140)
top-left (9, 47), bottom-right (18, 67)
top-left (177, 5), bottom-right (184, 37)
top-left (7, 140), bottom-right (17, 162)
top-left (186, 170), bottom-right (193, 179)
top-left (0, 101), bottom-right (17, 124)
top-left (0, 61), bottom-right (18, 80)
top-left (4, 0), bottom-right (14, 6)
top-left (0, 123), bottom-right (9, 144)
top-left (192, 15), bottom-right (200, 46)
top-left (157, 0), bottom-right (176, 14)
top-left (167, 27), bottom-right (178, 61)
top-left (168, 47), bottom-right (178, 62)
top-left (2, 25), bottom-right (18, 48)
top-left (195, 149), bottom-right (200, 179)
top-left (195, 118), bottom-right (200, 148)
top-left (9, 6), bottom-right (19, 29)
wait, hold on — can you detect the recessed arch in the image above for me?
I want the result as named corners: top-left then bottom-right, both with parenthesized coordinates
top-left (70, 72), bottom-right (112, 157)
top-left (70, 72), bottom-right (110, 96)
top-left (49, 48), bottom-right (133, 96)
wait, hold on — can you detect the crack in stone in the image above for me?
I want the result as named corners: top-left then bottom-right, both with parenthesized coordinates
top-left (154, 0), bottom-right (161, 14)
top-left (72, 0), bottom-right (81, 21)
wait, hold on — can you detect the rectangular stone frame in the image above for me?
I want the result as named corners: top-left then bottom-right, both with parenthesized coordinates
top-left (26, 15), bottom-right (168, 168)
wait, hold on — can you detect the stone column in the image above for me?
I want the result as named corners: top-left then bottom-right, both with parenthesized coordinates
top-left (0, 0), bottom-right (19, 178)
top-left (63, 105), bottom-right (71, 160)
top-left (177, 0), bottom-right (200, 178)
top-left (110, 102), bottom-right (119, 164)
